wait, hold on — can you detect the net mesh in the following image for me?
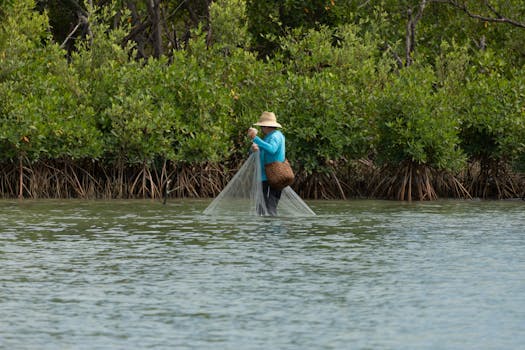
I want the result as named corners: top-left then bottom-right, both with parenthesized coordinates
top-left (204, 152), bottom-right (315, 217)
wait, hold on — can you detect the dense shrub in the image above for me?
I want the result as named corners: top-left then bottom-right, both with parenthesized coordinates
top-left (373, 66), bottom-right (465, 171)
top-left (455, 57), bottom-right (525, 198)
top-left (0, 0), bottom-right (103, 162)
top-left (1, 0), bottom-right (524, 199)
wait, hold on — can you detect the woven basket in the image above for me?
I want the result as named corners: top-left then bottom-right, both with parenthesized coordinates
top-left (265, 159), bottom-right (295, 190)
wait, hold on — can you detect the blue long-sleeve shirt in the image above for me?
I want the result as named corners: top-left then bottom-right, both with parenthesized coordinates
top-left (253, 130), bottom-right (286, 181)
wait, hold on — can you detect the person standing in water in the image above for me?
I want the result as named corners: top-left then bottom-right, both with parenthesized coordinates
top-left (247, 111), bottom-right (285, 216)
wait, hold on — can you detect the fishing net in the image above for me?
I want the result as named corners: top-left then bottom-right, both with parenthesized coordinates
top-left (204, 152), bottom-right (315, 217)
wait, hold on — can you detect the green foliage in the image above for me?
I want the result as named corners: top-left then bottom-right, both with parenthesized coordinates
top-left (165, 48), bottom-right (234, 163)
top-left (2, 0), bottom-right (525, 198)
top-left (373, 66), bottom-right (466, 171)
top-left (0, 0), bottom-right (14, 19)
top-left (102, 64), bottom-right (176, 164)
top-left (70, 13), bottom-right (236, 165)
top-left (186, 29), bottom-right (289, 157)
top-left (459, 66), bottom-right (525, 163)
top-left (277, 24), bottom-right (392, 88)
top-left (0, 0), bottom-right (103, 161)
top-left (245, 0), bottom-right (348, 56)
top-left (219, 49), bottom-right (286, 152)
top-left (209, 0), bottom-right (251, 50)
top-left (280, 72), bottom-right (369, 174)
top-left (337, 0), bottom-right (525, 70)
top-left (434, 40), bottom-right (470, 91)
top-left (271, 24), bottom-right (391, 173)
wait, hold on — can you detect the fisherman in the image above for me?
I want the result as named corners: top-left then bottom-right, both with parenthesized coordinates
top-left (247, 111), bottom-right (286, 216)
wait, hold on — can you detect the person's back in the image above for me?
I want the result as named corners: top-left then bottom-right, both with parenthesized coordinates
top-left (255, 129), bottom-right (285, 182)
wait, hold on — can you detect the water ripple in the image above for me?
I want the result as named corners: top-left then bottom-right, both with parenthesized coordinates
top-left (0, 199), bottom-right (524, 350)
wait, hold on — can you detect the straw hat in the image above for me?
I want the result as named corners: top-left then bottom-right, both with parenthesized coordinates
top-left (253, 111), bottom-right (282, 128)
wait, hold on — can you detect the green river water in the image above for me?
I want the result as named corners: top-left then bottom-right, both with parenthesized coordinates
top-left (0, 199), bottom-right (524, 349)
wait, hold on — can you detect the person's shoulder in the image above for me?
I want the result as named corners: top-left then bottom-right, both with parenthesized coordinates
top-left (267, 130), bottom-right (284, 141)
top-left (269, 130), bottom-right (284, 140)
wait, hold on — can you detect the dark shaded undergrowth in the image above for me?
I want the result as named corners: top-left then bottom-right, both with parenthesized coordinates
top-left (2, 159), bottom-right (523, 201)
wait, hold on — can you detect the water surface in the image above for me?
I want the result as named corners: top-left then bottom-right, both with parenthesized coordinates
top-left (1, 199), bottom-right (524, 349)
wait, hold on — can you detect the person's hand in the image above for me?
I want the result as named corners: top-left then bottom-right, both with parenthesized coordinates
top-left (251, 143), bottom-right (259, 152)
top-left (247, 127), bottom-right (258, 139)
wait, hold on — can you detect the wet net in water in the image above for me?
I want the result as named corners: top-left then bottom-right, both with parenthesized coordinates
top-left (204, 152), bottom-right (315, 217)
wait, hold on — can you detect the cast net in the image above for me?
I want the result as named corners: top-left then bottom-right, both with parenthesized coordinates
top-left (204, 152), bottom-right (315, 217)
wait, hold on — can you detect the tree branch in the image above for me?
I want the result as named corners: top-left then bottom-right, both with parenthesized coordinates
top-left (60, 15), bottom-right (84, 49)
top-left (443, 0), bottom-right (525, 28)
top-left (405, 0), bottom-right (428, 66)
top-left (384, 43), bottom-right (404, 69)
top-left (147, 0), bottom-right (163, 58)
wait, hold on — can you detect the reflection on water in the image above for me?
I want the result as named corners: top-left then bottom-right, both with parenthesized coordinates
top-left (0, 199), bottom-right (524, 349)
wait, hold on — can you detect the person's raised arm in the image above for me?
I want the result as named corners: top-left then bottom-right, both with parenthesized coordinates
top-left (252, 133), bottom-right (280, 154)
